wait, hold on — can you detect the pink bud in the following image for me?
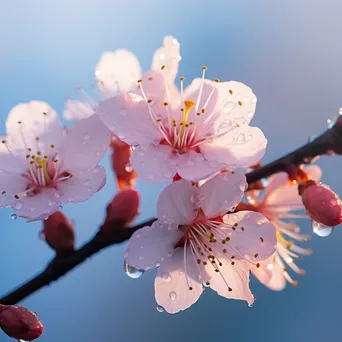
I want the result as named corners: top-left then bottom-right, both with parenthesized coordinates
top-left (43, 211), bottom-right (75, 253)
top-left (299, 180), bottom-right (342, 227)
top-left (0, 305), bottom-right (44, 341)
top-left (102, 189), bottom-right (140, 233)
top-left (110, 136), bottom-right (137, 190)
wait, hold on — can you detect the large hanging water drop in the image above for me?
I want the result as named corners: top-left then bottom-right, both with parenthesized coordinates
top-left (156, 305), bottom-right (165, 313)
top-left (312, 221), bottom-right (333, 237)
top-left (124, 261), bottom-right (144, 279)
top-left (10, 214), bottom-right (17, 220)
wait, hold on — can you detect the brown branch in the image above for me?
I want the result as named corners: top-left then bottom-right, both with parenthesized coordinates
top-left (1, 116), bottom-right (342, 305)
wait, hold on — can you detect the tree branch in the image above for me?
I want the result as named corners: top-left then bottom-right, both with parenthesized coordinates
top-left (1, 116), bottom-right (341, 305)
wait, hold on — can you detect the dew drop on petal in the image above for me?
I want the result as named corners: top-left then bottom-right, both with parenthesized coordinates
top-left (161, 272), bottom-right (172, 283)
top-left (169, 291), bottom-right (177, 300)
top-left (156, 305), bottom-right (165, 313)
top-left (125, 163), bottom-right (133, 173)
top-left (312, 221), bottom-right (334, 237)
top-left (124, 261), bottom-right (144, 279)
top-left (10, 213), bottom-right (17, 220)
top-left (14, 201), bottom-right (23, 210)
top-left (239, 183), bottom-right (248, 191)
top-left (202, 282), bottom-right (210, 288)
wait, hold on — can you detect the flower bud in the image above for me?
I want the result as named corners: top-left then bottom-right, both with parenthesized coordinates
top-left (42, 211), bottom-right (75, 253)
top-left (299, 180), bottom-right (342, 227)
top-left (110, 136), bottom-right (137, 190)
top-left (102, 189), bottom-right (140, 233)
top-left (0, 305), bottom-right (44, 341)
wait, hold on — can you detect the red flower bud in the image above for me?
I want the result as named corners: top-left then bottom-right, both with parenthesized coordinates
top-left (110, 136), bottom-right (137, 190)
top-left (42, 211), bottom-right (75, 253)
top-left (299, 180), bottom-right (342, 227)
top-left (102, 189), bottom-right (140, 233)
top-left (0, 305), bottom-right (44, 341)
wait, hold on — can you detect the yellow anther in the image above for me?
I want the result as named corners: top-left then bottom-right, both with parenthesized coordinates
top-left (1, 140), bottom-right (6, 144)
top-left (254, 253), bottom-right (259, 258)
top-left (28, 148), bottom-right (32, 151)
top-left (35, 137), bottom-right (40, 141)
top-left (50, 144), bottom-right (55, 148)
top-left (164, 102), bottom-right (168, 106)
top-left (147, 99), bottom-right (152, 103)
top-left (14, 194), bottom-right (19, 199)
top-left (26, 154), bottom-right (30, 158)
top-left (201, 108), bottom-right (206, 113)
top-left (214, 78), bottom-right (220, 83)
top-left (180, 77), bottom-right (185, 81)
top-left (196, 112), bottom-right (201, 116)
top-left (17, 121), bottom-right (22, 124)
top-left (161, 65), bottom-right (166, 70)
top-left (43, 112), bottom-right (47, 116)
top-left (229, 89), bottom-right (233, 95)
top-left (30, 161), bottom-right (34, 164)
top-left (54, 159), bottom-right (58, 163)
top-left (238, 101), bottom-right (243, 106)
top-left (37, 151), bottom-right (41, 155)
top-left (31, 155), bottom-right (35, 159)
top-left (137, 79), bottom-right (143, 83)
top-left (44, 155), bottom-right (48, 159)
top-left (222, 249), bottom-right (227, 253)
top-left (156, 118), bottom-right (162, 122)
top-left (148, 77), bottom-right (153, 81)
top-left (260, 237), bottom-right (264, 243)
top-left (69, 174), bottom-right (73, 178)
top-left (1, 191), bottom-right (6, 195)
top-left (276, 231), bottom-right (292, 249)
top-left (202, 66), bottom-right (207, 70)
top-left (256, 263), bottom-right (260, 268)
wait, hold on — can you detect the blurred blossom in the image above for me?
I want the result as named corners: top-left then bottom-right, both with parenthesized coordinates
top-left (124, 171), bottom-right (276, 313)
top-left (102, 189), bottom-right (140, 234)
top-left (96, 36), bottom-right (267, 182)
top-left (0, 101), bottom-right (110, 221)
top-left (110, 136), bottom-right (138, 190)
top-left (244, 165), bottom-right (321, 290)
top-left (42, 211), bottom-right (75, 254)
top-left (299, 180), bottom-right (342, 228)
top-left (0, 305), bottom-right (44, 341)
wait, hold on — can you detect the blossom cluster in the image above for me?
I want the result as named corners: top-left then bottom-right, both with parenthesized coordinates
top-left (1, 35), bottom-right (342, 339)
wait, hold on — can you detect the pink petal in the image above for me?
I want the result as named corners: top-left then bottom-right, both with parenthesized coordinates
top-left (201, 125), bottom-right (267, 168)
top-left (199, 171), bottom-right (246, 218)
top-left (264, 165), bottom-right (322, 209)
top-left (63, 100), bottom-right (93, 121)
top-left (205, 259), bottom-right (254, 305)
top-left (131, 144), bottom-right (175, 183)
top-left (57, 166), bottom-right (106, 203)
top-left (223, 211), bottom-right (277, 262)
top-left (157, 179), bottom-right (199, 225)
top-left (96, 93), bottom-right (162, 146)
top-left (124, 221), bottom-right (183, 270)
top-left (176, 151), bottom-right (225, 182)
top-left (151, 36), bottom-right (181, 83)
top-left (95, 49), bottom-right (142, 98)
top-left (6, 101), bottom-right (63, 151)
top-left (155, 247), bottom-right (203, 314)
top-left (252, 258), bottom-right (286, 291)
top-left (13, 188), bottom-right (61, 222)
top-left (61, 115), bottom-right (111, 172)
top-left (0, 173), bottom-right (28, 207)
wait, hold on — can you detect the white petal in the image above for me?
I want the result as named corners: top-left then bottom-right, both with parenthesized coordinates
top-left (155, 247), bottom-right (203, 314)
top-left (131, 144), bottom-right (175, 183)
top-left (151, 35), bottom-right (181, 83)
top-left (57, 166), bottom-right (106, 203)
top-left (199, 171), bottom-right (246, 218)
top-left (13, 188), bottom-right (61, 222)
top-left (205, 259), bottom-right (254, 305)
top-left (61, 115), bottom-right (111, 172)
top-left (201, 125), bottom-right (267, 168)
top-left (96, 93), bottom-right (162, 146)
top-left (157, 179), bottom-right (199, 225)
top-left (125, 221), bottom-right (183, 270)
top-left (63, 99), bottom-right (94, 121)
top-left (95, 49), bottom-right (142, 97)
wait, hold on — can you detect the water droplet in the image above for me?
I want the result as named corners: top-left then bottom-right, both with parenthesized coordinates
top-left (48, 199), bottom-right (57, 206)
top-left (11, 213), bottom-right (17, 220)
top-left (237, 133), bottom-right (246, 143)
top-left (124, 261), bottom-right (144, 279)
top-left (229, 206), bottom-right (236, 212)
top-left (169, 291), bottom-right (177, 300)
top-left (247, 111), bottom-right (254, 119)
top-left (239, 183), bottom-right (248, 191)
top-left (312, 221), bottom-right (333, 237)
top-left (251, 96), bottom-right (257, 104)
top-left (125, 163), bottom-right (133, 172)
top-left (179, 270), bottom-right (184, 275)
top-left (156, 262), bottom-right (161, 268)
top-left (161, 272), bottom-right (172, 282)
top-left (147, 173), bottom-right (155, 181)
top-left (82, 133), bottom-right (92, 144)
top-left (202, 282), bottom-right (210, 288)
top-left (156, 305), bottom-right (165, 313)
top-left (14, 201), bottom-right (23, 210)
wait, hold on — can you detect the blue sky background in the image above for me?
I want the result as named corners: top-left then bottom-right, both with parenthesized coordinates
top-left (1, 1), bottom-right (342, 341)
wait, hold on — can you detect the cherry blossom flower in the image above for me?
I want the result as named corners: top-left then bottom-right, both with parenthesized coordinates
top-left (247, 165), bottom-right (321, 290)
top-left (96, 38), bottom-right (266, 182)
top-left (0, 101), bottom-right (110, 221)
top-left (124, 171), bottom-right (276, 313)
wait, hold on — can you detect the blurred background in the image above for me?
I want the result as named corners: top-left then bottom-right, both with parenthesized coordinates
top-left (1, 0), bottom-right (342, 341)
